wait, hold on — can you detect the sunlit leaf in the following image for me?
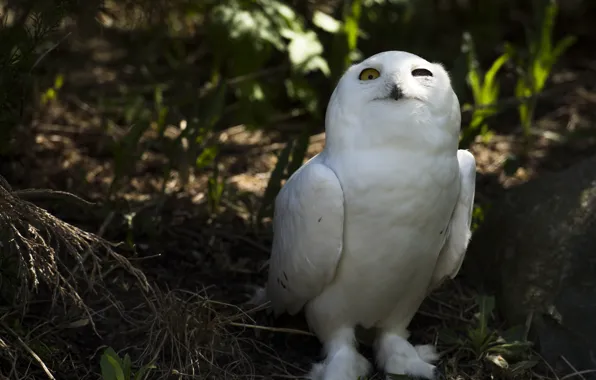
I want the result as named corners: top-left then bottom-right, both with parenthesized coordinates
top-left (313, 10), bottom-right (342, 33)
top-left (196, 145), bottom-right (219, 170)
top-left (481, 52), bottom-right (509, 103)
top-left (54, 74), bottom-right (64, 89)
top-left (286, 30), bottom-right (329, 75)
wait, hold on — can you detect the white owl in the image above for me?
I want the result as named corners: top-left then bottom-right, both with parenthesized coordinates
top-left (266, 51), bottom-right (476, 380)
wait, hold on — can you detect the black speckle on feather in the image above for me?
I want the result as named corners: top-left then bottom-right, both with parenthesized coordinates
top-left (277, 277), bottom-right (288, 289)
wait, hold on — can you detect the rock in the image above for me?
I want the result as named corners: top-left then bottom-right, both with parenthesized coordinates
top-left (463, 155), bottom-right (596, 378)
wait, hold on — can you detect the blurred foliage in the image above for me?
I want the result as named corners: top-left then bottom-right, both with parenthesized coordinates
top-left (0, 0), bottom-right (85, 153)
top-left (0, 0), bottom-right (582, 214)
top-left (508, 0), bottom-right (576, 137)
top-left (460, 32), bottom-right (509, 146)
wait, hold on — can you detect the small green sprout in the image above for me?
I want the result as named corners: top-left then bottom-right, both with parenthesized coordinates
top-left (100, 347), bottom-right (155, 380)
top-left (439, 295), bottom-right (535, 375)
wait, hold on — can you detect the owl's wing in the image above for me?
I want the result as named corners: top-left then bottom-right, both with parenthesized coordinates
top-left (429, 149), bottom-right (476, 293)
top-left (266, 156), bottom-right (344, 316)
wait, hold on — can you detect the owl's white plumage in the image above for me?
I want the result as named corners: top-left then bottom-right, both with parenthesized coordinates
top-left (265, 51), bottom-right (476, 379)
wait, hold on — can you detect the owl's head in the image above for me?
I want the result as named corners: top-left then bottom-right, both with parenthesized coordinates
top-left (324, 51), bottom-right (461, 150)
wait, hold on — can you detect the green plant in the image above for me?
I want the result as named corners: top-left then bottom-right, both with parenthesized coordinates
top-left (207, 0), bottom-right (330, 124)
top-left (439, 295), bottom-right (535, 374)
top-left (460, 32), bottom-right (509, 147)
top-left (471, 203), bottom-right (488, 232)
top-left (40, 73), bottom-right (64, 105)
top-left (511, 0), bottom-right (576, 137)
top-left (0, 1), bottom-right (80, 154)
top-left (100, 347), bottom-right (155, 380)
top-left (105, 0), bottom-right (335, 202)
top-left (325, 0), bottom-right (364, 84)
top-left (207, 163), bottom-right (225, 214)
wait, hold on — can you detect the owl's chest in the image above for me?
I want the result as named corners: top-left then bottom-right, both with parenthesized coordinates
top-left (333, 151), bottom-right (459, 221)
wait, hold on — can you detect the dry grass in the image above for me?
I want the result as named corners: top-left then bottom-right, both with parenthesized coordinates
top-left (0, 176), bottom-right (259, 380)
top-left (0, 174), bottom-right (148, 311)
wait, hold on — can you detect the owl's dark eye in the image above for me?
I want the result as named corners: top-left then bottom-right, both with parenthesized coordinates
top-left (412, 68), bottom-right (433, 77)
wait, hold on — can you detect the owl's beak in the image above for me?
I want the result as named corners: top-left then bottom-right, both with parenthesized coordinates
top-left (389, 84), bottom-right (403, 101)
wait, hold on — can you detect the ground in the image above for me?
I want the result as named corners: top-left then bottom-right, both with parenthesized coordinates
top-left (2, 17), bottom-right (596, 380)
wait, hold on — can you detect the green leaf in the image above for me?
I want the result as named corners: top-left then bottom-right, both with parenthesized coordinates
top-left (475, 295), bottom-right (495, 337)
top-left (54, 74), bottom-right (64, 89)
top-left (481, 52), bottom-right (509, 103)
top-left (207, 166), bottom-right (225, 214)
top-left (134, 363), bottom-right (157, 380)
top-left (467, 68), bottom-right (482, 105)
top-left (100, 348), bottom-right (125, 380)
top-left (345, 0), bottom-right (363, 52)
top-left (122, 354), bottom-right (132, 380)
top-left (509, 359), bottom-right (539, 373)
top-left (551, 35), bottom-right (576, 62)
top-left (286, 30), bottom-right (329, 75)
top-left (196, 145), bottom-right (219, 170)
top-left (313, 10), bottom-right (342, 33)
top-left (486, 341), bottom-right (533, 358)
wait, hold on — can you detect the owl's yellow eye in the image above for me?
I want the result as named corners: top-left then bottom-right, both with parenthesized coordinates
top-left (359, 68), bottom-right (380, 81)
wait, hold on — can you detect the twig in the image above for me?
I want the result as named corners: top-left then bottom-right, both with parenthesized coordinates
top-left (561, 370), bottom-right (596, 380)
top-left (13, 189), bottom-right (96, 207)
top-left (226, 65), bottom-right (289, 86)
top-left (1, 321), bottom-right (56, 380)
top-left (71, 211), bottom-right (114, 278)
top-left (227, 322), bottom-right (315, 337)
top-left (0, 175), bottom-right (12, 191)
top-left (30, 32), bottom-right (72, 71)
top-left (560, 355), bottom-right (588, 380)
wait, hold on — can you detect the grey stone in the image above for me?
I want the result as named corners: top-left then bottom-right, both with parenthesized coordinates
top-left (463, 155), bottom-right (596, 378)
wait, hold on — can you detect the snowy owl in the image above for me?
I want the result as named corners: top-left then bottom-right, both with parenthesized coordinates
top-left (265, 51), bottom-right (476, 380)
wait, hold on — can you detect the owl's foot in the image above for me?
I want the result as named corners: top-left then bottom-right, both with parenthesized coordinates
top-left (415, 344), bottom-right (440, 364)
top-left (309, 327), bottom-right (372, 380)
top-left (376, 333), bottom-right (438, 380)
top-left (308, 345), bottom-right (371, 380)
